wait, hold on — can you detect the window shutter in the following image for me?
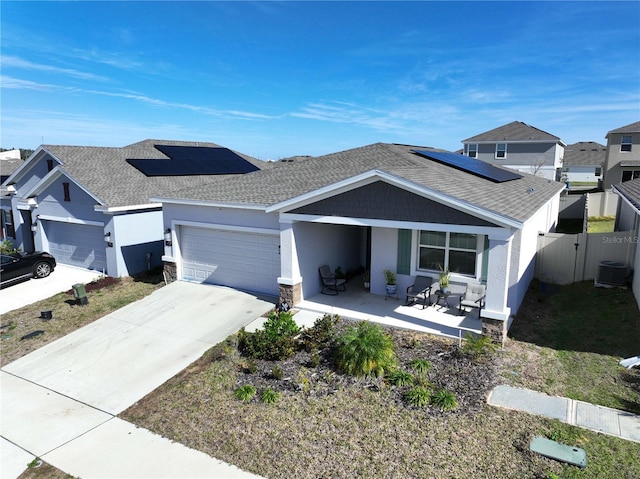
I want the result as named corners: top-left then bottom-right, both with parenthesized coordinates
top-left (481, 235), bottom-right (489, 283)
top-left (397, 229), bottom-right (412, 275)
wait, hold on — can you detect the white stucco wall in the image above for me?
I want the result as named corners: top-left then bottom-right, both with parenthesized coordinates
top-left (107, 210), bottom-right (163, 276)
top-left (510, 197), bottom-right (560, 314)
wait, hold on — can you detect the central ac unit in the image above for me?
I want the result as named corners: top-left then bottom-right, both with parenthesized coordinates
top-left (596, 261), bottom-right (627, 287)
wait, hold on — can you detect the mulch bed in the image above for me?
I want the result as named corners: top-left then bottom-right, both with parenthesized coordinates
top-left (231, 318), bottom-right (501, 417)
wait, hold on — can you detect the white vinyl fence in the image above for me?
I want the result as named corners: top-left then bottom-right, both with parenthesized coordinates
top-left (536, 230), bottom-right (635, 285)
top-left (587, 191), bottom-right (618, 217)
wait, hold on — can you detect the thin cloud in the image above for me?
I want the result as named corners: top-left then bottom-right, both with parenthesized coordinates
top-left (2, 55), bottom-right (109, 82)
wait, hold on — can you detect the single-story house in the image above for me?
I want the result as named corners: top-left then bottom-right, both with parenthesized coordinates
top-left (561, 142), bottom-right (606, 186)
top-left (612, 177), bottom-right (640, 309)
top-left (0, 140), bottom-right (265, 277)
top-left (153, 143), bottom-right (565, 343)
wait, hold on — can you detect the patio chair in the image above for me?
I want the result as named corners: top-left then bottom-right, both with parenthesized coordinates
top-left (405, 275), bottom-right (434, 309)
top-left (458, 283), bottom-right (486, 317)
top-left (319, 265), bottom-right (346, 295)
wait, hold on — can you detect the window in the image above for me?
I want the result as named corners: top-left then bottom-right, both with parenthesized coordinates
top-left (595, 167), bottom-right (602, 177)
top-left (621, 135), bottom-right (632, 152)
top-left (2, 209), bottom-right (15, 238)
top-left (63, 182), bottom-right (71, 201)
top-left (467, 143), bottom-right (478, 158)
top-left (418, 231), bottom-right (478, 276)
top-left (622, 170), bottom-right (640, 182)
top-left (47, 159), bottom-right (54, 172)
top-left (495, 143), bottom-right (507, 159)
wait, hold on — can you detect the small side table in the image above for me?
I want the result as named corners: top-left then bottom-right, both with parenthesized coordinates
top-left (434, 290), bottom-right (458, 309)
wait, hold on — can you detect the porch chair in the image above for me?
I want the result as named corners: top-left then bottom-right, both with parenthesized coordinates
top-left (405, 275), bottom-right (434, 309)
top-left (319, 265), bottom-right (346, 295)
top-left (458, 283), bottom-right (486, 318)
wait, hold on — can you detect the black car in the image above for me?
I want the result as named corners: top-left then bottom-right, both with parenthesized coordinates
top-left (0, 251), bottom-right (57, 286)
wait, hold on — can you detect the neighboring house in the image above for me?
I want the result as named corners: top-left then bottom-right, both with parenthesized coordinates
top-left (461, 121), bottom-right (565, 181)
top-left (602, 121), bottom-right (640, 190)
top-left (153, 143), bottom-right (564, 343)
top-left (561, 142), bottom-right (606, 186)
top-left (0, 149), bottom-right (23, 183)
top-left (0, 140), bottom-right (264, 277)
top-left (611, 177), bottom-right (640, 309)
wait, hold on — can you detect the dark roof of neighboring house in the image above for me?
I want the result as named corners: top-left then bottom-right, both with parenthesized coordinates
top-left (462, 121), bottom-right (563, 144)
top-left (563, 142), bottom-right (606, 167)
top-left (17, 140), bottom-right (265, 209)
top-left (613, 177), bottom-right (640, 211)
top-left (606, 121), bottom-right (640, 137)
top-left (159, 143), bottom-right (565, 224)
top-left (1, 158), bottom-right (24, 182)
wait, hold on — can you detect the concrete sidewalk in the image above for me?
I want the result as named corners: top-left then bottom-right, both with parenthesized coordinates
top-left (488, 385), bottom-right (640, 443)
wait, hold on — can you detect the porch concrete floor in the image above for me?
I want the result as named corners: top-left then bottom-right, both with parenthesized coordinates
top-left (296, 283), bottom-right (482, 341)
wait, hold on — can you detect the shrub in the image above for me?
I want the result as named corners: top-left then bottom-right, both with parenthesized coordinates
top-left (404, 387), bottom-right (431, 407)
top-left (0, 240), bottom-right (18, 254)
top-left (271, 365), bottom-right (284, 380)
top-left (238, 311), bottom-right (301, 360)
top-left (260, 388), bottom-right (280, 404)
top-left (432, 389), bottom-right (458, 411)
top-left (308, 350), bottom-right (321, 368)
top-left (386, 370), bottom-right (414, 387)
top-left (409, 358), bottom-right (432, 375)
top-left (334, 321), bottom-right (397, 377)
top-left (234, 385), bottom-right (256, 402)
top-left (301, 314), bottom-right (340, 352)
top-left (461, 333), bottom-right (498, 360)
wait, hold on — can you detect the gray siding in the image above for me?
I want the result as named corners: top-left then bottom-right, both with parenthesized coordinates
top-left (475, 142), bottom-right (556, 166)
top-left (290, 181), bottom-right (495, 226)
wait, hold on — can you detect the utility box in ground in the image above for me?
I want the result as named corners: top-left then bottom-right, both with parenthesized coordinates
top-left (72, 283), bottom-right (89, 305)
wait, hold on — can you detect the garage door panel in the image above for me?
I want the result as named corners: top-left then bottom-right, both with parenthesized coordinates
top-left (44, 221), bottom-right (107, 272)
top-left (181, 226), bottom-right (280, 295)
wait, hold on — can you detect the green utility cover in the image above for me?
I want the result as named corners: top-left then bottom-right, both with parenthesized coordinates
top-left (530, 436), bottom-right (587, 469)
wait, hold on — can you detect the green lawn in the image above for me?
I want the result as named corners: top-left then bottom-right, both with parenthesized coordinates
top-left (506, 280), bottom-right (640, 414)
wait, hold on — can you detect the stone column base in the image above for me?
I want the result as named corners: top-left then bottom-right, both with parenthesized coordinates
top-left (482, 316), bottom-right (507, 347)
top-left (279, 282), bottom-right (302, 306)
top-left (163, 262), bottom-right (177, 284)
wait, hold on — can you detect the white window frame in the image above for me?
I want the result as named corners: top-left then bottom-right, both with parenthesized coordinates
top-left (467, 143), bottom-right (478, 158)
top-left (416, 231), bottom-right (483, 279)
top-left (495, 143), bottom-right (507, 159)
top-left (621, 135), bottom-right (632, 152)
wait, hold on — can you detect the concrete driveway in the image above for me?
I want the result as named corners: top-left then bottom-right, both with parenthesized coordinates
top-left (1, 281), bottom-right (273, 478)
top-left (0, 264), bottom-right (101, 314)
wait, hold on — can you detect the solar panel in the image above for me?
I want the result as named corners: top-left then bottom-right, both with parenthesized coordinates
top-left (126, 145), bottom-right (260, 176)
top-left (411, 150), bottom-right (523, 183)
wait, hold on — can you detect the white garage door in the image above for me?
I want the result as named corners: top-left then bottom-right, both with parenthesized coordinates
top-left (44, 221), bottom-right (107, 272)
top-left (181, 226), bottom-right (280, 295)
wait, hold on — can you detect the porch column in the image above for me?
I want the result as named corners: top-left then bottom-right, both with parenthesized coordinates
top-left (482, 235), bottom-right (512, 344)
top-left (278, 219), bottom-right (303, 305)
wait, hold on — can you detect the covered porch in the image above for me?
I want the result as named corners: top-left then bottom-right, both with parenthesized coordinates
top-left (295, 281), bottom-right (482, 341)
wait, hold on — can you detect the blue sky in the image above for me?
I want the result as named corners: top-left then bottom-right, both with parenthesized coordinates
top-left (1, 1), bottom-right (639, 160)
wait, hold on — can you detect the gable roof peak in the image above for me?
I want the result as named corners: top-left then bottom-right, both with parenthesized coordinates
top-left (462, 121), bottom-right (563, 144)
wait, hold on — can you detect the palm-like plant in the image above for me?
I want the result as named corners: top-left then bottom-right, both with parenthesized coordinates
top-left (334, 321), bottom-right (397, 377)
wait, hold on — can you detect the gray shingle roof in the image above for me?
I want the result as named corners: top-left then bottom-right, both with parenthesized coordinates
top-left (563, 142), bottom-right (606, 167)
top-left (606, 121), bottom-right (640, 136)
top-left (462, 121), bottom-right (562, 143)
top-left (40, 140), bottom-right (265, 208)
top-left (160, 143), bottom-right (565, 224)
top-left (614, 177), bottom-right (640, 210)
